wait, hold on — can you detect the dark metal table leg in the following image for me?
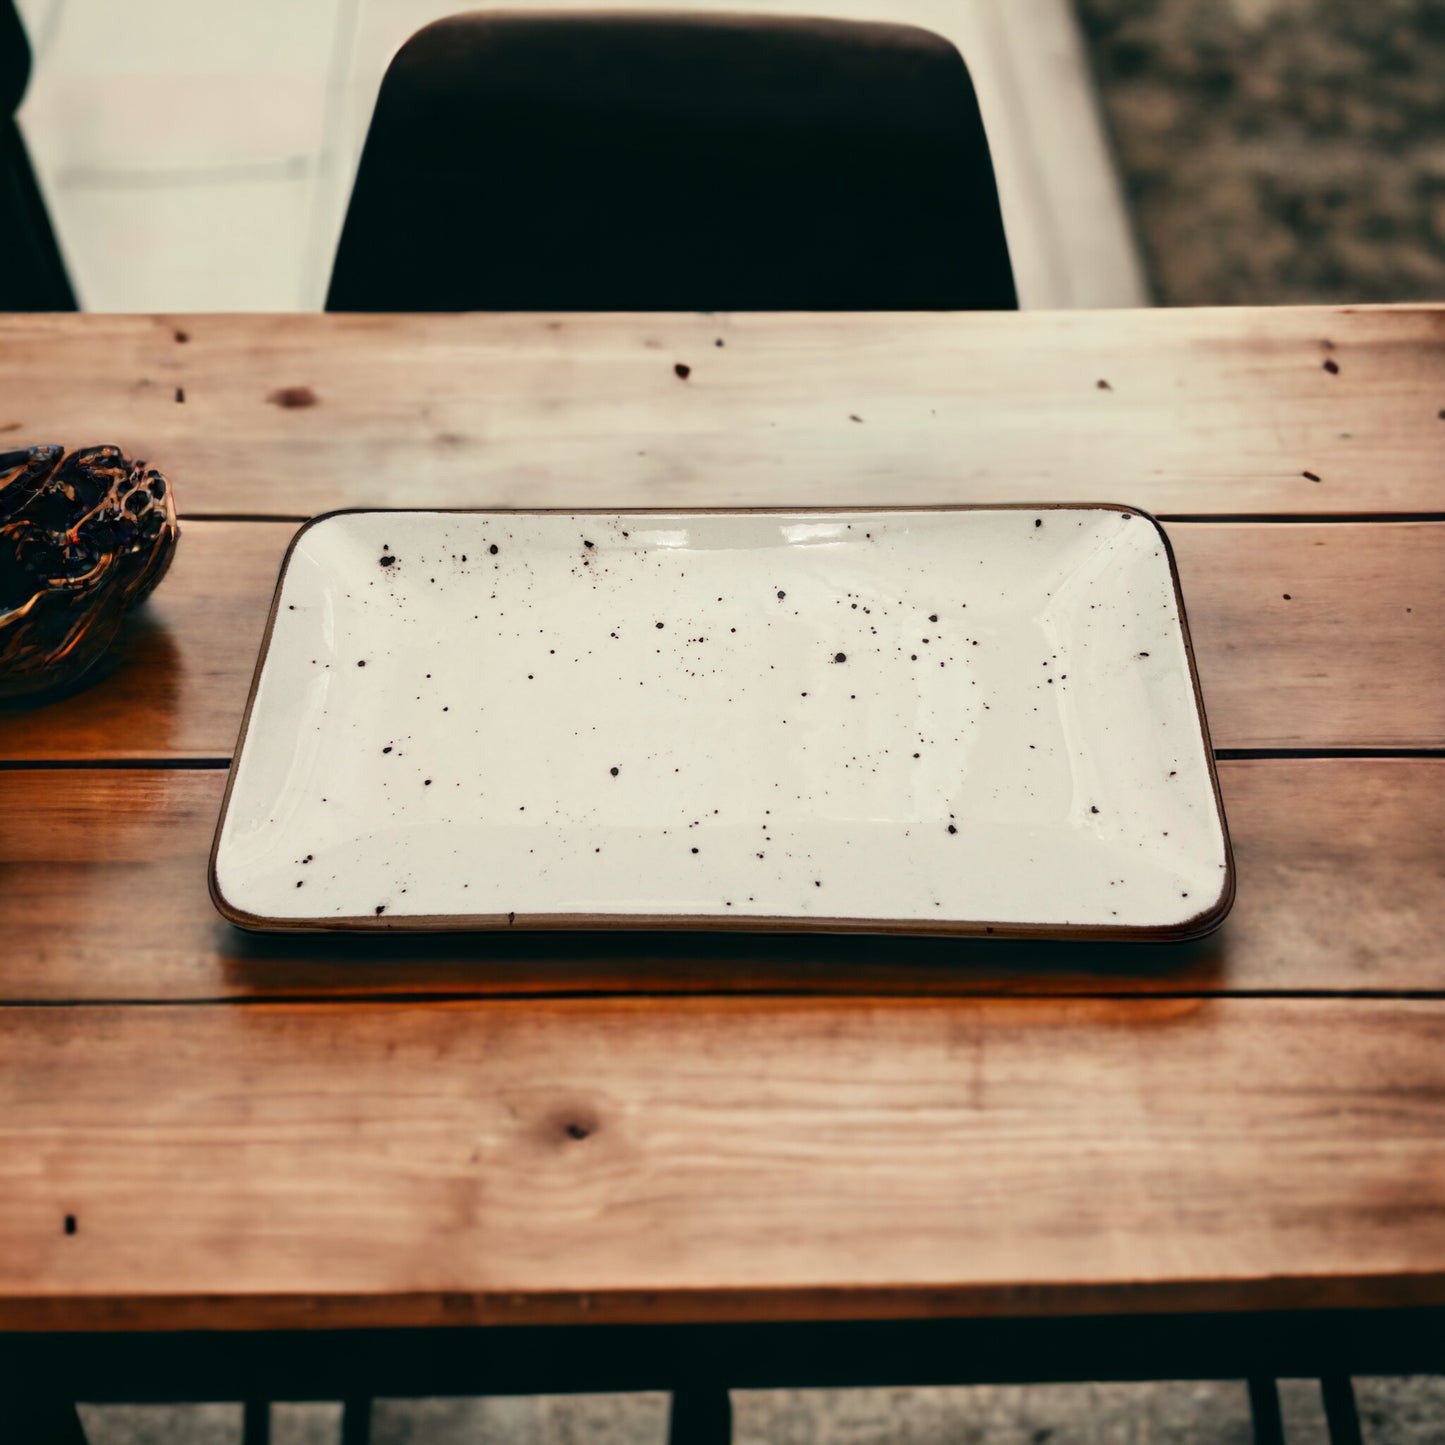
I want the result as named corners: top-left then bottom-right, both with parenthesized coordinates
top-left (1247, 1377), bottom-right (1285, 1445)
top-left (668, 1388), bottom-right (732, 1445)
top-left (242, 1399), bottom-right (270, 1445)
top-left (341, 1396), bottom-right (372, 1445)
top-left (1321, 1375), bottom-right (1364, 1445)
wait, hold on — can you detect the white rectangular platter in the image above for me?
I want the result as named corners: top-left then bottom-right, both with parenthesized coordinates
top-left (211, 507), bottom-right (1233, 938)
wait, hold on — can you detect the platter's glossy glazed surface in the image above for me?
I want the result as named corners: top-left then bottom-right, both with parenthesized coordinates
top-left (211, 507), bottom-right (1232, 936)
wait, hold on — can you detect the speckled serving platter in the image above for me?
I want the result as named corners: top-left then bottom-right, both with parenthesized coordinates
top-left (210, 506), bottom-right (1233, 938)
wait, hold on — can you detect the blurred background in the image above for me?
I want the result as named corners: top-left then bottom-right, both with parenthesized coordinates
top-left (13, 0), bottom-right (1445, 311)
top-left (1078, 0), bottom-right (1445, 303)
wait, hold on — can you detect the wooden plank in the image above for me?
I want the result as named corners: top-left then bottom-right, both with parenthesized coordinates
top-left (0, 519), bottom-right (1438, 760)
top-left (1177, 522), bottom-right (1444, 751)
top-left (0, 308), bottom-right (1441, 518)
top-left (0, 521), bottom-right (281, 763)
top-left (2, 994), bottom-right (1443, 1330)
top-left (0, 759), bottom-right (1439, 1002)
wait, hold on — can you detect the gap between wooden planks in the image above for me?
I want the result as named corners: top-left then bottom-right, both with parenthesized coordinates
top-left (1, 993), bottom-right (1443, 1330)
top-left (1, 759), bottom-right (1441, 1002)
top-left (2, 309), bottom-right (1443, 516)
top-left (0, 519), bottom-right (1438, 761)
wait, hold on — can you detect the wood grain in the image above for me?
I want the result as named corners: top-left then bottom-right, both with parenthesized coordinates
top-left (2, 307), bottom-right (1441, 1337)
top-left (0, 308), bottom-right (1441, 518)
top-left (0, 759), bottom-right (1439, 1002)
top-left (0, 519), bottom-right (1439, 760)
top-left (0, 520), bottom-right (283, 761)
top-left (1176, 521), bottom-right (1444, 750)
top-left (3, 994), bottom-right (1444, 1330)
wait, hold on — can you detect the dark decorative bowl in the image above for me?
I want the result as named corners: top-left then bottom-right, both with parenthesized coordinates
top-left (0, 444), bottom-right (179, 701)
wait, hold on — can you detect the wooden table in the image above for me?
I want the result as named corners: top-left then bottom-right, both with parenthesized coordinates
top-left (2, 308), bottom-right (1443, 1431)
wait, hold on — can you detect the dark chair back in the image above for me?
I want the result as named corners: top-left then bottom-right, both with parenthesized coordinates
top-left (2, 0), bottom-right (29, 112)
top-left (327, 11), bottom-right (1015, 311)
top-left (2, 0), bottom-right (77, 310)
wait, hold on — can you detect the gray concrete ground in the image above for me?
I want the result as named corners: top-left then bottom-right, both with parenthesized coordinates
top-left (75, 1378), bottom-right (1445, 1442)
